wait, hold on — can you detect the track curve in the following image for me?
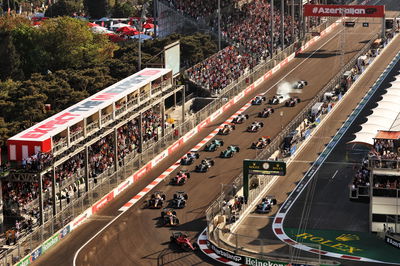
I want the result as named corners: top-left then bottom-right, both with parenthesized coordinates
top-left (34, 21), bottom-right (381, 266)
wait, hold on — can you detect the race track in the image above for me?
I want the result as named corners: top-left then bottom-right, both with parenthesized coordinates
top-left (34, 18), bottom-right (382, 266)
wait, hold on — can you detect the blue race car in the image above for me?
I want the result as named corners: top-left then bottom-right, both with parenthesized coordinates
top-left (220, 145), bottom-right (240, 158)
top-left (180, 151), bottom-right (200, 165)
top-left (255, 197), bottom-right (277, 213)
top-left (195, 158), bottom-right (215, 172)
top-left (204, 139), bottom-right (224, 152)
top-left (251, 95), bottom-right (267, 105)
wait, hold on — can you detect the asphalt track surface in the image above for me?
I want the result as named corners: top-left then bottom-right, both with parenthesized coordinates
top-left (35, 19), bottom-right (383, 266)
top-left (234, 34), bottom-right (400, 266)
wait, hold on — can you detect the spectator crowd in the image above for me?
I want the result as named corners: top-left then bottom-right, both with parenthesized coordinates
top-left (3, 109), bottom-right (162, 227)
top-left (186, 0), bottom-right (303, 93)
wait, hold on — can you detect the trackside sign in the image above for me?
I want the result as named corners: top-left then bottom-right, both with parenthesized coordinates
top-left (304, 4), bottom-right (385, 18)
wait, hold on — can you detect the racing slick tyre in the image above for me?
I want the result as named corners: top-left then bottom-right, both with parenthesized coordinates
top-left (296, 98), bottom-right (301, 103)
top-left (186, 173), bottom-right (191, 178)
top-left (260, 122), bottom-right (264, 128)
top-left (267, 138), bottom-right (271, 144)
top-left (262, 97), bottom-right (266, 101)
top-left (162, 195), bottom-right (166, 200)
top-left (179, 180), bottom-right (185, 185)
top-left (172, 211), bottom-right (177, 215)
top-left (271, 108), bottom-right (274, 113)
top-left (272, 199), bottom-right (277, 205)
top-left (210, 160), bottom-right (215, 166)
top-left (220, 152), bottom-right (224, 158)
top-left (218, 129), bottom-right (223, 135)
top-left (232, 125), bottom-right (236, 130)
top-left (236, 147), bottom-right (240, 152)
top-left (245, 115), bottom-right (249, 119)
top-left (184, 194), bottom-right (188, 200)
top-left (173, 194), bottom-right (177, 199)
top-left (220, 140), bottom-right (224, 146)
top-left (268, 100), bottom-right (273, 104)
top-left (251, 143), bottom-right (256, 149)
top-left (285, 102), bottom-right (289, 107)
top-left (195, 153), bottom-right (199, 159)
top-left (161, 211), bottom-right (165, 218)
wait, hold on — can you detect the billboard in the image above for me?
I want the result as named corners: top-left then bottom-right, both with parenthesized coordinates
top-left (164, 41), bottom-right (180, 76)
top-left (304, 4), bottom-right (385, 18)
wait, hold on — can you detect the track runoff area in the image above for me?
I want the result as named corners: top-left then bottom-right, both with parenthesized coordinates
top-left (230, 34), bottom-right (400, 266)
top-left (34, 12), bottom-right (383, 266)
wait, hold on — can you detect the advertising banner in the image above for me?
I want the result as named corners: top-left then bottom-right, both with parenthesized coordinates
top-left (385, 235), bottom-right (400, 249)
top-left (304, 4), bottom-right (385, 18)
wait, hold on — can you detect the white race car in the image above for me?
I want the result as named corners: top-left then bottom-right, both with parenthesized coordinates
top-left (292, 80), bottom-right (308, 89)
top-left (247, 121), bottom-right (264, 132)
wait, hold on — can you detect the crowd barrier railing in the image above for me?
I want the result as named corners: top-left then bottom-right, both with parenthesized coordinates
top-left (205, 29), bottom-right (379, 264)
top-left (11, 14), bottom-right (356, 266)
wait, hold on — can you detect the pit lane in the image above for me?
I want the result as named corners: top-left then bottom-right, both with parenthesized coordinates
top-left (34, 18), bottom-right (381, 266)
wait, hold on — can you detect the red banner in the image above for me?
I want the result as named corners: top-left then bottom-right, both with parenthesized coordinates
top-left (304, 4), bottom-right (385, 18)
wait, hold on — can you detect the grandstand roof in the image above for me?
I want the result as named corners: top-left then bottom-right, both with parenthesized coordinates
top-left (349, 73), bottom-right (400, 146)
top-left (8, 68), bottom-right (171, 142)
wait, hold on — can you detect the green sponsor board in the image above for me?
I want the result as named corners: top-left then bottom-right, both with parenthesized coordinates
top-left (243, 160), bottom-right (286, 200)
top-left (16, 256), bottom-right (30, 266)
top-left (41, 233), bottom-right (59, 254)
top-left (285, 228), bottom-right (400, 264)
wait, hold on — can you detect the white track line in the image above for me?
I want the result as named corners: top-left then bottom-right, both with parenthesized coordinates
top-left (73, 22), bottom-right (350, 266)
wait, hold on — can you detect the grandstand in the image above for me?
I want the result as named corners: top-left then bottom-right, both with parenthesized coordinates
top-left (3, 68), bottom-right (184, 230)
top-left (349, 73), bottom-right (400, 233)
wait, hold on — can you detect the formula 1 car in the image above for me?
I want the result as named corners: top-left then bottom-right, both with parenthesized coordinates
top-left (220, 145), bottom-right (240, 158)
top-left (146, 191), bottom-right (166, 209)
top-left (251, 137), bottom-right (271, 149)
top-left (292, 80), bottom-right (308, 89)
top-left (180, 151), bottom-right (200, 165)
top-left (204, 139), bottom-right (224, 152)
top-left (170, 170), bottom-right (190, 186)
top-left (258, 107), bottom-right (274, 118)
top-left (218, 124), bottom-right (235, 135)
top-left (232, 114), bottom-right (249, 124)
top-left (170, 232), bottom-right (199, 251)
top-left (285, 97), bottom-right (301, 107)
top-left (195, 158), bottom-right (215, 172)
top-left (268, 95), bottom-right (284, 105)
top-left (251, 95), bottom-right (267, 105)
top-left (161, 208), bottom-right (180, 226)
top-left (255, 197), bottom-right (277, 214)
top-left (171, 191), bottom-right (188, 208)
top-left (247, 121), bottom-right (264, 132)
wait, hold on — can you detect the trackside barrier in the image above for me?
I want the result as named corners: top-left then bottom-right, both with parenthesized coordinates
top-left (197, 230), bottom-right (340, 266)
top-left (14, 16), bottom-right (344, 266)
top-left (272, 48), bottom-right (400, 263)
top-left (205, 32), bottom-right (379, 237)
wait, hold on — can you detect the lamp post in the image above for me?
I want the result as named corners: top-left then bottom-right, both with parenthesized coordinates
top-left (218, 0), bottom-right (221, 51)
top-left (138, 2), bottom-right (149, 71)
top-left (280, 111), bottom-right (284, 129)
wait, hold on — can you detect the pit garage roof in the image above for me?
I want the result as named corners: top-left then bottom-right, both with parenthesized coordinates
top-left (349, 73), bottom-right (400, 146)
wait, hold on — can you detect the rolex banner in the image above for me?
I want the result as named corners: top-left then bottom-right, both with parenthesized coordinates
top-left (304, 4), bottom-right (385, 18)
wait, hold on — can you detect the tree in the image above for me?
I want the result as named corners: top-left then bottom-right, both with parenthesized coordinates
top-left (45, 0), bottom-right (81, 18)
top-left (84, 0), bottom-right (108, 19)
top-left (111, 2), bottom-right (136, 18)
top-left (0, 32), bottom-right (23, 81)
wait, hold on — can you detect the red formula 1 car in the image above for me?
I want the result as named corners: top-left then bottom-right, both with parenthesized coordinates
top-left (170, 232), bottom-right (199, 251)
top-left (218, 124), bottom-right (235, 135)
top-left (258, 107), bottom-right (274, 118)
top-left (285, 97), bottom-right (301, 107)
top-left (170, 170), bottom-right (190, 185)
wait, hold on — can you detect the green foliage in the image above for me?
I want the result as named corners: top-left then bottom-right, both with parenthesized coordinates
top-left (0, 32), bottom-right (24, 80)
top-left (111, 2), bottom-right (137, 18)
top-left (84, 0), bottom-right (108, 19)
top-left (44, 0), bottom-right (82, 18)
top-left (0, 16), bottom-right (219, 149)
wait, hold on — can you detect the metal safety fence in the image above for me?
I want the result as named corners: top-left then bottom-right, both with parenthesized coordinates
top-left (205, 33), bottom-right (378, 264)
top-left (2, 17), bottom-right (341, 265)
